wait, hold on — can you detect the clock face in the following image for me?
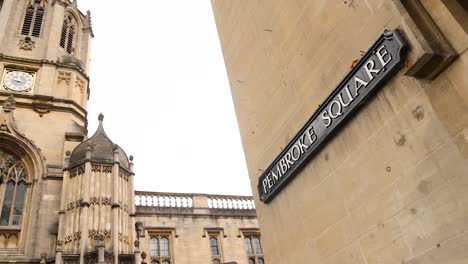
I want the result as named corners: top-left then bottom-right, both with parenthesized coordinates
top-left (3, 70), bottom-right (35, 92)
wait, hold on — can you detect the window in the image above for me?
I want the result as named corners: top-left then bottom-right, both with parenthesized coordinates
top-left (21, 0), bottom-right (45, 37)
top-left (0, 148), bottom-right (29, 227)
top-left (244, 234), bottom-right (264, 264)
top-left (148, 234), bottom-right (172, 264)
top-left (60, 13), bottom-right (77, 54)
top-left (210, 237), bottom-right (219, 256)
top-left (207, 231), bottom-right (223, 263)
top-left (0, 0), bottom-right (4, 12)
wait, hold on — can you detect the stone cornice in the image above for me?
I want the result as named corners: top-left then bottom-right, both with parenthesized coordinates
top-left (0, 92), bottom-right (87, 122)
top-left (0, 53), bottom-right (90, 82)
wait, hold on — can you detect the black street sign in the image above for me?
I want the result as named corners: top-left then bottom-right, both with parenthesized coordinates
top-left (258, 30), bottom-right (408, 203)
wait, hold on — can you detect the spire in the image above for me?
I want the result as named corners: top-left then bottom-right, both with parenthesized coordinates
top-left (98, 113), bottom-right (104, 122)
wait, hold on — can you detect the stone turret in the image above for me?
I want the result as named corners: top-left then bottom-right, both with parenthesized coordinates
top-left (56, 114), bottom-right (135, 264)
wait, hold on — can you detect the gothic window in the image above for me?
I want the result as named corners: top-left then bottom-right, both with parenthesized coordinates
top-left (21, 0), bottom-right (45, 37)
top-left (60, 14), bottom-right (77, 54)
top-left (148, 233), bottom-right (172, 263)
top-left (244, 233), bottom-right (264, 264)
top-left (0, 149), bottom-right (29, 227)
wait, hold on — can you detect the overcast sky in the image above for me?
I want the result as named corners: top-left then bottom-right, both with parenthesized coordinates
top-left (77, 1), bottom-right (252, 196)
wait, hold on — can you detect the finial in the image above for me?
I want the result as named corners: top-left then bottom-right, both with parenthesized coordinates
top-left (129, 155), bottom-right (134, 161)
top-left (2, 95), bottom-right (16, 112)
top-left (98, 113), bottom-right (104, 122)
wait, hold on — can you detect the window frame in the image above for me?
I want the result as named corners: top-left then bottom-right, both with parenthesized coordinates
top-left (20, 0), bottom-right (45, 37)
top-left (0, 147), bottom-right (33, 250)
top-left (242, 231), bottom-right (264, 264)
top-left (208, 232), bottom-right (223, 263)
top-left (59, 12), bottom-right (78, 54)
top-left (148, 231), bottom-right (173, 264)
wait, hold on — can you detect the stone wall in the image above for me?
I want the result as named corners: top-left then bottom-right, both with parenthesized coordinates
top-left (211, 0), bottom-right (468, 263)
top-left (136, 192), bottom-right (260, 264)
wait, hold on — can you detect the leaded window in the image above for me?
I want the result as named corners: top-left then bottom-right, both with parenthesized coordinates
top-left (148, 233), bottom-right (171, 263)
top-left (60, 14), bottom-right (77, 54)
top-left (244, 234), bottom-right (264, 264)
top-left (0, 149), bottom-right (29, 227)
top-left (21, 0), bottom-right (45, 37)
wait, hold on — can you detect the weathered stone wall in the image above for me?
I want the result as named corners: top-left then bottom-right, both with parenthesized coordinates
top-left (211, 0), bottom-right (468, 263)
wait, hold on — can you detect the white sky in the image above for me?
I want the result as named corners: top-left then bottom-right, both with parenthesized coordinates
top-left (77, 1), bottom-right (252, 196)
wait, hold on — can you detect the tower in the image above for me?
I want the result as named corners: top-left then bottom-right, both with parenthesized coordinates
top-left (62, 114), bottom-right (135, 264)
top-left (0, 0), bottom-right (136, 263)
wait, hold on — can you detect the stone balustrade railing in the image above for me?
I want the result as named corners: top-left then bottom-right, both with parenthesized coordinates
top-left (134, 191), bottom-right (256, 211)
top-left (134, 191), bottom-right (193, 208)
top-left (207, 195), bottom-right (256, 210)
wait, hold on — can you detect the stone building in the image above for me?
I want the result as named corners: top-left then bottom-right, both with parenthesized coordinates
top-left (0, 0), bottom-right (262, 263)
top-left (211, 0), bottom-right (468, 263)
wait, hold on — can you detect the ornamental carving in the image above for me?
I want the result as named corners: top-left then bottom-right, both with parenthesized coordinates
top-left (88, 196), bottom-right (112, 206)
top-left (119, 170), bottom-right (129, 181)
top-left (18, 37), bottom-right (35, 51)
top-left (75, 78), bottom-right (85, 93)
top-left (101, 197), bottom-right (112, 206)
top-left (102, 165), bottom-right (112, 173)
top-left (64, 231), bottom-right (81, 245)
top-left (92, 165), bottom-right (101, 172)
top-left (69, 165), bottom-right (84, 178)
top-left (66, 199), bottom-right (83, 211)
top-left (88, 229), bottom-right (111, 239)
top-left (57, 72), bottom-right (71, 85)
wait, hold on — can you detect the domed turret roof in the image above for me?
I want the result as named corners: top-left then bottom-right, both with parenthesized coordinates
top-left (69, 114), bottom-right (129, 169)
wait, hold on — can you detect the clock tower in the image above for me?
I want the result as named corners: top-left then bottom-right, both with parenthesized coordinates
top-left (0, 0), bottom-right (95, 262)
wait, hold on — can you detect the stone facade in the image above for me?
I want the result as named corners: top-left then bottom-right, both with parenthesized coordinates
top-left (211, 0), bottom-right (468, 263)
top-left (0, 1), bottom-right (262, 263)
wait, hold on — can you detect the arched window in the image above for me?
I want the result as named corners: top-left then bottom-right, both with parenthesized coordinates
top-left (213, 260), bottom-right (220, 264)
top-left (160, 237), bottom-right (169, 256)
top-left (0, 149), bottom-right (28, 226)
top-left (60, 13), bottom-right (77, 54)
top-left (21, 0), bottom-right (45, 37)
top-left (248, 258), bottom-right (255, 264)
top-left (210, 237), bottom-right (219, 256)
top-left (258, 258), bottom-right (264, 264)
top-left (150, 237), bottom-right (159, 257)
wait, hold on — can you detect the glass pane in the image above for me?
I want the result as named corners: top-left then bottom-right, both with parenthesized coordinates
top-left (213, 260), bottom-right (220, 264)
top-left (161, 237), bottom-right (169, 256)
top-left (248, 258), bottom-right (255, 264)
top-left (258, 258), bottom-right (264, 264)
top-left (0, 182), bottom-right (15, 225)
top-left (150, 237), bottom-right (158, 256)
top-left (162, 261), bottom-right (169, 264)
top-left (12, 181), bottom-right (26, 225)
top-left (245, 238), bottom-right (253, 256)
top-left (151, 261), bottom-right (159, 264)
top-left (210, 237), bottom-right (219, 256)
top-left (253, 237), bottom-right (263, 255)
